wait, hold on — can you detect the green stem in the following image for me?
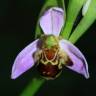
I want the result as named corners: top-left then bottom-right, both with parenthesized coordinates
top-left (69, 0), bottom-right (96, 44)
top-left (61, 0), bottom-right (86, 39)
top-left (20, 78), bottom-right (45, 96)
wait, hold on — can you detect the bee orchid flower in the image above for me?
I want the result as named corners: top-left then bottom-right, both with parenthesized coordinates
top-left (11, 7), bottom-right (89, 79)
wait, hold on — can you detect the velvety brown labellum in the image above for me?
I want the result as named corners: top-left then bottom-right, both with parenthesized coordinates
top-left (37, 62), bottom-right (61, 79)
top-left (43, 45), bottom-right (58, 60)
top-left (37, 46), bottom-right (62, 79)
top-left (44, 49), bottom-right (56, 60)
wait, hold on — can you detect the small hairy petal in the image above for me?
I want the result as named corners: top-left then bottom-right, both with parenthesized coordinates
top-left (11, 39), bottom-right (39, 79)
top-left (59, 39), bottom-right (89, 79)
top-left (40, 7), bottom-right (64, 36)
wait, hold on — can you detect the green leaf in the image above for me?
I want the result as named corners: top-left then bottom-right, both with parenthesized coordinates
top-left (35, 0), bottom-right (65, 38)
top-left (69, 0), bottom-right (96, 44)
top-left (60, 0), bottom-right (86, 39)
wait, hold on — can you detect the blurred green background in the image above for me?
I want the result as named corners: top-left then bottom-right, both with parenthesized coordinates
top-left (0, 0), bottom-right (96, 96)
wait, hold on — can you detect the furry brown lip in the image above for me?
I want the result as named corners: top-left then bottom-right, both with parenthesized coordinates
top-left (37, 62), bottom-right (61, 79)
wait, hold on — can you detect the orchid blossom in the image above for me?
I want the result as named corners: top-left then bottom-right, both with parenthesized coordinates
top-left (11, 7), bottom-right (89, 80)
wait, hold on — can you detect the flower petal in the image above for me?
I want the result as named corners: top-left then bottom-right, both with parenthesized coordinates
top-left (11, 39), bottom-right (39, 79)
top-left (59, 39), bottom-right (89, 79)
top-left (40, 7), bottom-right (64, 36)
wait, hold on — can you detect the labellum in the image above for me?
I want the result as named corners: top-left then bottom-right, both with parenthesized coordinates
top-left (36, 35), bottom-right (73, 79)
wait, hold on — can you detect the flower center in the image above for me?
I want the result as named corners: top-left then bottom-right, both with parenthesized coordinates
top-left (41, 35), bottom-right (59, 49)
top-left (44, 49), bottom-right (56, 60)
top-left (36, 35), bottom-right (73, 79)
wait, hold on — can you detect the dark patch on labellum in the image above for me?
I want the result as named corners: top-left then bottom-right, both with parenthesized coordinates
top-left (37, 62), bottom-right (61, 78)
top-left (66, 58), bottom-right (73, 66)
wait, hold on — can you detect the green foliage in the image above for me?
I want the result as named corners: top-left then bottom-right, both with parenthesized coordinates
top-left (60, 0), bottom-right (86, 39)
top-left (69, 0), bottom-right (96, 44)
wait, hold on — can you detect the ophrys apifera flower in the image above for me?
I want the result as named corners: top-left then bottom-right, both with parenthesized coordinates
top-left (11, 7), bottom-right (89, 80)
